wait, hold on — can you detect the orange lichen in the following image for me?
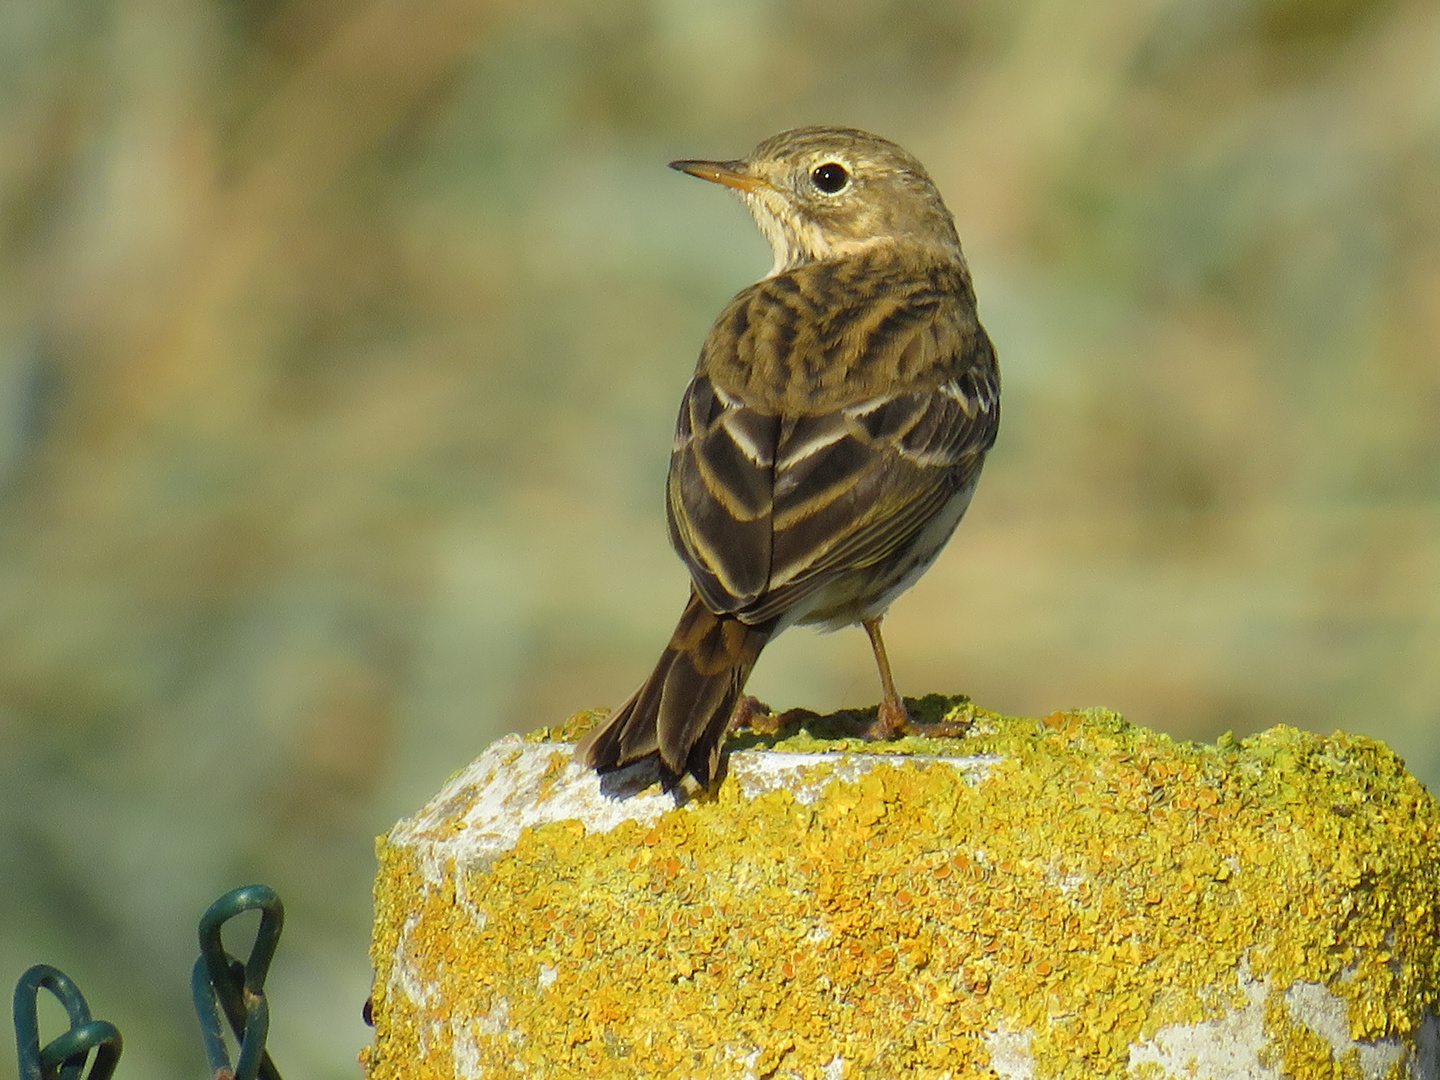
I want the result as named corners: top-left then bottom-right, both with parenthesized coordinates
top-left (364, 699), bottom-right (1440, 1080)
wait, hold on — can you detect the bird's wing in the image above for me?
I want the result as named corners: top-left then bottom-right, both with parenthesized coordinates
top-left (667, 374), bottom-right (779, 614)
top-left (667, 279), bottom-right (997, 623)
top-left (750, 334), bottom-right (998, 623)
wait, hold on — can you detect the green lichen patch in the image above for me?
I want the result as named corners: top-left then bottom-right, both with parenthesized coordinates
top-left (367, 698), bottom-right (1440, 1080)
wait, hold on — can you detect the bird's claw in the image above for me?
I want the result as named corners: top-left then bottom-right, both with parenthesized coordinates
top-left (728, 694), bottom-right (778, 734)
top-left (861, 699), bottom-right (909, 740)
top-left (860, 700), bottom-right (973, 741)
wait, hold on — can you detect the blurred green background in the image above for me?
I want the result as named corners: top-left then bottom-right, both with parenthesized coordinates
top-left (1, 0), bottom-right (1437, 1075)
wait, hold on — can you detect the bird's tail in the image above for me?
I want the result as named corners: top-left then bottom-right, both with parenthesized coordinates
top-left (576, 589), bottom-right (774, 788)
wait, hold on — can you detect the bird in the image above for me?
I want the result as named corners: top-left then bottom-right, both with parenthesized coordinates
top-left (576, 126), bottom-right (999, 788)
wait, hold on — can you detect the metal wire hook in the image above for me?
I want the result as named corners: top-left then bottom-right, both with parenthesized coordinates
top-left (191, 885), bottom-right (285, 1080)
top-left (13, 965), bottom-right (122, 1080)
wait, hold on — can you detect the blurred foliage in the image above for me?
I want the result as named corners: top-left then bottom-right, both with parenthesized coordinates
top-left (1, 0), bottom-right (1437, 1075)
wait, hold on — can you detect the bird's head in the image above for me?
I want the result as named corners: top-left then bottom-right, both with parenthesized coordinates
top-left (670, 126), bottom-right (963, 276)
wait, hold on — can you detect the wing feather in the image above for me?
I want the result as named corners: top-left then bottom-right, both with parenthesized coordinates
top-left (665, 256), bottom-right (998, 626)
top-left (667, 376), bottom-right (777, 611)
top-left (753, 384), bottom-right (993, 621)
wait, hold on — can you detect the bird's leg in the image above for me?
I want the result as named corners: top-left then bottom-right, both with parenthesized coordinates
top-left (861, 616), bottom-right (909, 739)
top-left (858, 616), bottom-right (974, 740)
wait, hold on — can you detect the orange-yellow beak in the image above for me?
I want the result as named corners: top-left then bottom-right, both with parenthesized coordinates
top-left (668, 158), bottom-right (770, 193)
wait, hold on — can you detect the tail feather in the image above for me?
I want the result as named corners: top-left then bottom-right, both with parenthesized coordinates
top-left (576, 589), bottom-right (774, 787)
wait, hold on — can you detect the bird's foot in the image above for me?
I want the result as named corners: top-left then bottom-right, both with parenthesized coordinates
top-left (903, 716), bottom-right (973, 738)
top-left (729, 694), bottom-right (778, 734)
top-left (860, 697), bottom-right (909, 741)
top-left (916, 696), bottom-right (978, 738)
top-left (859, 698), bottom-right (974, 741)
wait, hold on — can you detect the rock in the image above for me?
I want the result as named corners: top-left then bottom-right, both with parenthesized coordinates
top-left (363, 698), bottom-right (1440, 1079)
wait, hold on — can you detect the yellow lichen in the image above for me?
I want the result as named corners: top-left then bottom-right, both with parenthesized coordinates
top-left (365, 699), bottom-right (1440, 1080)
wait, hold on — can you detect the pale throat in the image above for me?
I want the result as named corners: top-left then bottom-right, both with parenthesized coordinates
top-left (745, 199), bottom-right (894, 278)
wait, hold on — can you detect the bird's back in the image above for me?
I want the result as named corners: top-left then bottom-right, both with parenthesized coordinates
top-left (668, 248), bottom-right (999, 631)
top-left (699, 250), bottom-right (983, 412)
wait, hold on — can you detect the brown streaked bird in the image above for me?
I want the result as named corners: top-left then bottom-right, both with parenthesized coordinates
top-left (577, 126), bottom-right (999, 788)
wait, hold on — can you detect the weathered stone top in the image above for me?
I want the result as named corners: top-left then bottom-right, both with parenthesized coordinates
top-left (368, 697), bottom-right (1440, 1079)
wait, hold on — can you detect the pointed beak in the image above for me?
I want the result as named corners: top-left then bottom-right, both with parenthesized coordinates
top-left (668, 158), bottom-right (770, 193)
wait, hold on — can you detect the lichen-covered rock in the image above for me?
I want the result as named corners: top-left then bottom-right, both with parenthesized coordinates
top-left (363, 699), bottom-right (1440, 1080)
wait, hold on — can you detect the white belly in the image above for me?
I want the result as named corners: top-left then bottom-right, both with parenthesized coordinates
top-left (777, 480), bottom-right (978, 634)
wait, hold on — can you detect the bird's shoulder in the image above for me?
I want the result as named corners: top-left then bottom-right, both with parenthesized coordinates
top-left (697, 249), bottom-right (985, 412)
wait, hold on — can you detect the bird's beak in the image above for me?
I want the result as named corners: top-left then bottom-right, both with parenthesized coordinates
top-left (669, 158), bottom-right (770, 193)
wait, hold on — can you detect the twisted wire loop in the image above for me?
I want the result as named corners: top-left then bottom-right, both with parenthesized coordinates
top-left (13, 965), bottom-right (123, 1080)
top-left (191, 884), bottom-right (285, 1080)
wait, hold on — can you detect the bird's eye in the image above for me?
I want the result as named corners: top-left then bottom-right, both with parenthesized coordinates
top-left (810, 162), bottom-right (850, 194)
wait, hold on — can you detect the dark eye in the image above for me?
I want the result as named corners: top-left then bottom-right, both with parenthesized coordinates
top-left (810, 162), bottom-right (850, 194)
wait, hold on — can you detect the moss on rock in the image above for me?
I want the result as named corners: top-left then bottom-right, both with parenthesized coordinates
top-left (365, 699), bottom-right (1440, 1079)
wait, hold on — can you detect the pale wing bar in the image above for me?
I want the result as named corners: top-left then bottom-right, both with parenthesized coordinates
top-left (668, 376), bottom-right (778, 613)
top-left (752, 367), bottom-right (998, 623)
